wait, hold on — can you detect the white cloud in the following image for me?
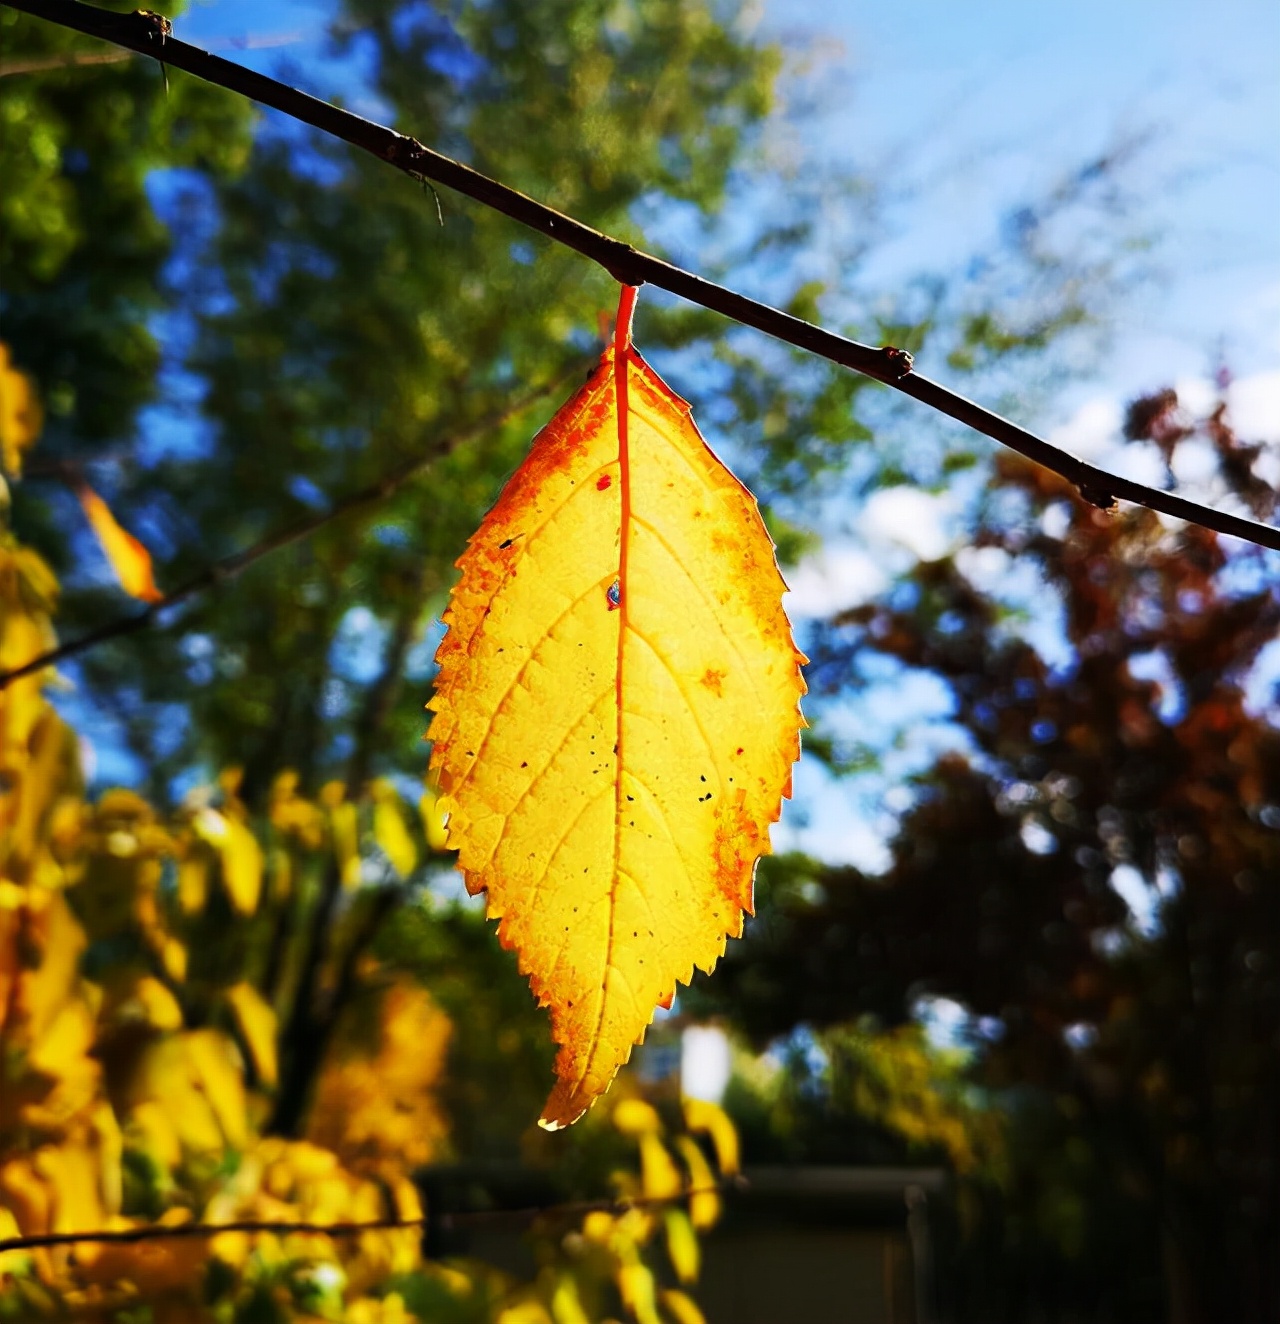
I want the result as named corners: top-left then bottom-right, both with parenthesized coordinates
top-left (1174, 375), bottom-right (1217, 418)
top-left (1048, 395), bottom-right (1123, 460)
top-left (784, 543), bottom-right (888, 619)
top-left (1229, 369), bottom-right (1280, 443)
top-left (862, 486), bottom-right (956, 562)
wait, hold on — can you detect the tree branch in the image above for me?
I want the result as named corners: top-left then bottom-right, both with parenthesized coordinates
top-left (268, 579), bottom-right (426, 1139)
top-left (0, 370), bottom-right (571, 691)
top-left (0, 1185), bottom-right (734, 1254)
top-left (7, 0), bottom-right (1280, 556)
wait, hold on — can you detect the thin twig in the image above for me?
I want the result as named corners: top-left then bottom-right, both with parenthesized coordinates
top-left (6, 0), bottom-right (1280, 557)
top-left (0, 371), bottom-right (572, 691)
top-left (0, 1185), bottom-right (731, 1254)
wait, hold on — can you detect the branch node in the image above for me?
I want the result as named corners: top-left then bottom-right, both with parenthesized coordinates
top-left (879, 345), bottom-right (914, 379)
top-left (1077, 482), bottom-right (1117, 512)
top-left (385, 134), bottom-right (426, 171)
top-left (132, 8), bottom-right (172, 41)
top-left (132, 9), bottom-right (171, 94)
top-left (600, 244), bottom-right (648, 290)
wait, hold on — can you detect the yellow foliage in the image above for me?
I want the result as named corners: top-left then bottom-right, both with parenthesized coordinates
top-left (429, 289), bottom-right (806, 1128)
top-left (191, 806), bottom-right (263, 915)
top-left (419, 784), bottom-right (449, 851)
top-left (549, 1270), bottom-right (591, 1324)
top-left (661, 1288), bottom-right (708, 1324)
top-left (116, 1030), bottom-right (248, 1155)
top-left (663, 1208), bottom-right (699, 1284)
top-left (612, 1097), bottom-right (662, 1136)
top-left (497, 1298), bottom-right (555, 1324)
top-left (681, 1098), bottom-right (739, 1176)
top-left (638, 1133), bottom-right (683, 1202)
top-left (99, 972), bottom-right (184, 1032)
top-left (0, 344), bottom-right (42, 478)
top-left (321, 781), bottom-right (363, 888)
top-left (617, 1259), bottom-right (661, 1324)
top-left (176, 847), bottom-right (209, 914)
top-left (79, 1208), bottom-right (209, 1297)
top-left (224, 981), bottom-right (279, 1087)
top-left (307, 977), bottom-right (451, 1177)
top-left (672, 1137), bottom-right (720, 1231)
top-left (841, 1024), bottom-right (1004, 1176)
top-left (268, 769), bottom-right (326, 848)
top-left (371, 779), bottom-right (419, 877)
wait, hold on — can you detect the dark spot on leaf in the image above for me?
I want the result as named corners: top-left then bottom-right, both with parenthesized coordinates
top-left (597, 473), bottom-right (612, 491)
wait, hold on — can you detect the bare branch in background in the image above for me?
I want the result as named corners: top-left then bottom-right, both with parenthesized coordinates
top-left (0, 371), bottom-right (573, 691)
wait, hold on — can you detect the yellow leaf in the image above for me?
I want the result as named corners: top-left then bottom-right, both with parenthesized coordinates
top-left (125, 1100), bottom-right (183, 1170)
top-left (224, 816), bottom-right (264, 914)
top-left (224, 981), bottom-right (278, 1087)
top-left (195, 808), bottom-right (263, 914)
top-left (660, 1289), bottom-right (707, 1324)
top-left (419, 786), bottom-right (449, 852)
top-left (268, 769), bottom-right (325, 848)
top-left (663, 1208), bottom-right (699, 1284)
top-left (161, 936), bottom-right (187, 983)
top-left (34, 1139), bottom-right (104, 1233)
top-left (322, 782), bottom-right (362, 888)
top-left (550, 1272), bottom-right (591, 1324)
top-left (639, 1133), bottom-right (683, 1202)
top-left (682, 1098), bottom-right (739, 1176)
top-left (496, 1301), bottom-right (554, 1324)
top-left (74, 483), bottom-right (163, 603)
top-left (372, 779), bottom-right (419, 877)
top-left (428, 288), bottom-right (805, 1129)
top-left (177, 850), bottom-right (209, 914)
top-left (617, 1260), bottom-right (661, 1324)
top-left (0, 343), bottom-right (42, 477)
top-left (672, 1137), bottom-right (720, 1231)
top-left (101, 972), bottom-right (184, 1031)
top-left (185, 1029), bottom-right (248, 1149)
top-left (613, 1097), bottom-right (663, 1136)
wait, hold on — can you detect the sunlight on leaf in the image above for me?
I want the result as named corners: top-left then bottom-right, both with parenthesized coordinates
top-left (429, 288), bottom-right (805, 1128)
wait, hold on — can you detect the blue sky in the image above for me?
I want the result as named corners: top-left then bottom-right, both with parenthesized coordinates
top-left (172, 0), bottom-right (1279, 400)
top-left (771, 0), bottom-right (1280, 390)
